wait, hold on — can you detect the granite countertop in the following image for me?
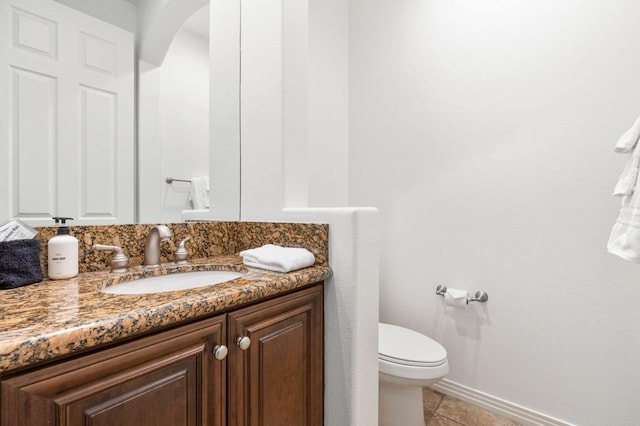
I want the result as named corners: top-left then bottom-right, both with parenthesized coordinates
top-left (0, 255), bottom-right (331, 375)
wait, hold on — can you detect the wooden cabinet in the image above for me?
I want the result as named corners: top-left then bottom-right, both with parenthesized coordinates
top-left (0, 284), bottom-right (323, 426)
top-left (1, 315), bottom-right (226, 426)
top-left (227, 285), bottom-right (323, 426)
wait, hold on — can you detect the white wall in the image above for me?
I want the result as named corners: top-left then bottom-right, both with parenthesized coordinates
top-left (240, 0), bottom-right (285, 220)
top-left (307, 0), bottom-right (350, 207)
top-left (245, 0), bottom-right (350, 212)
top-left (241, 1), bottom-right (379, 425)
top-left (136, 0), bottom-right (208, 66)
top-left (54, 0), bottom-right (136, 32)
top-left (159, 28), bottom-right (209, 222)
top-left (349, 0), bottom-right (640, 424)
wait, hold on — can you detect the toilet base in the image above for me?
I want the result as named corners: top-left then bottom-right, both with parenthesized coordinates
top-left (379, 379), bottom-right (427, 426)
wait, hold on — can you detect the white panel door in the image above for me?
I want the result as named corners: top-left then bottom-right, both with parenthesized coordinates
top-left (0, 0), bottom-right (134, 226)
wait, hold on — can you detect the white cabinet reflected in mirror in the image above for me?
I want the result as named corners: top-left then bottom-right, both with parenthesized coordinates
top-left (0, 0), bottom-right (240, 226)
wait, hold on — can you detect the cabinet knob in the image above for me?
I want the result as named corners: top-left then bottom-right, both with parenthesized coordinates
top-left (236, 336), bottom-right (251, 350)
top-left (213, 345), bottom-right (228, 360)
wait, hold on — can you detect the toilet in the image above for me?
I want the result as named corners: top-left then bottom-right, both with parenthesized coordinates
top-left (378, 322), bottom-right (449, 426)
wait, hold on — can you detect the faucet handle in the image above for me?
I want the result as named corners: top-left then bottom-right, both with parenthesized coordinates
top-left (174, 237), bottom-right (190, 265)
top-left (92, 244), bottom-right (129, 273)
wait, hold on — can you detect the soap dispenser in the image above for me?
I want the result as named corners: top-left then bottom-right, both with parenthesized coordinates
top-left (48, 217), bottom-right (78, 280)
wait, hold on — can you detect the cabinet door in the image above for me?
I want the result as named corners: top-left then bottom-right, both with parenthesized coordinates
top-left (227, 284), bottom-right (323, 426)
top-left (1, 315), bottom-right (226, 426)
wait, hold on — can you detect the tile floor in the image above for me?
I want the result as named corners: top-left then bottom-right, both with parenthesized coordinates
top-left (423, 388), bottom-right (521, 426)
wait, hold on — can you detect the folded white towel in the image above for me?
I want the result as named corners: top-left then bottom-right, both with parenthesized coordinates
top-left (189, 176), bottom-right (210, 210)
top-left (613, 143), bottom-right (640, 196)
top-left (616, 114), bottom-right (640, 153)
top-left (239, 244), bottom-right (315, 273)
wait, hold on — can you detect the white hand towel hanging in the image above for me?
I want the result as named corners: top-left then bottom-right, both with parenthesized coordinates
top-left (608, 114), bottom-right (640, 262)
top-left (608, 192), bottom-right (640, 262)
top-left (616, 114), bottom-right (640, 153)
top-left (614, 142), bottom-right (640, 196)
top-left (189, 176), bottom-right (210, 210)
top-left (239, 244), bottom-right (315, 273)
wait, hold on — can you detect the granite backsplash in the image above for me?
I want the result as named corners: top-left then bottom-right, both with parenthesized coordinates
top-left (34, 222), bottom-right (329, 275)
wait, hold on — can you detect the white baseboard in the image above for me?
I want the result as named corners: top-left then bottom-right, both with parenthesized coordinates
top-left (432, 379), bottom-right (574, 426)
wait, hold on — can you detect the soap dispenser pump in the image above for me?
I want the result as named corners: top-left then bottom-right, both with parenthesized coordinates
top-left (48, 217), bottom-right (79, 280)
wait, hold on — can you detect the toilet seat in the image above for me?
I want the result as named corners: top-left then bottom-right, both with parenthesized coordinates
top-left (379, 323), bottom-right (447, 366)
top-left (378, 323), bottom-right (449, 381)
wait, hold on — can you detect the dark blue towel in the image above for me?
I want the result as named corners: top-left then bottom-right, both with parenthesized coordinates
top-left (0, 239), bottom-right (43, 289)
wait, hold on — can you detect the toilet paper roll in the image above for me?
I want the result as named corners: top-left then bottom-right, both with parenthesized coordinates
top-left (444, 288), bottom-right (469, 309)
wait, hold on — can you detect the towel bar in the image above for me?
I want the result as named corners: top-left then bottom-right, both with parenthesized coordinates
top-left (435, 285), bottom-right (489, 303)
top-left (165, 177), bottom-right (191, 184)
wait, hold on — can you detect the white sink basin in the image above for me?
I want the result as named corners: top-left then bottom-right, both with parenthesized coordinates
top-left (100, 270), bottom-right (243, 295)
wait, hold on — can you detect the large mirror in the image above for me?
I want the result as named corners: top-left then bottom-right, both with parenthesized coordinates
top-left (0, 0), bottom-right (240, 226)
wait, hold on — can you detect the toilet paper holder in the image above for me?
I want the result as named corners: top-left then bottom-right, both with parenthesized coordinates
top-left (435, 285), bottom-right (489, 303)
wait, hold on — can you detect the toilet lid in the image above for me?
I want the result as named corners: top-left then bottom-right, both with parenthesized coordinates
top-left (379, 323), bottom-right (447, 367)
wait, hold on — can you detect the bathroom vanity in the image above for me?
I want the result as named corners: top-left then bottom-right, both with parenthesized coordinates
top-left (0, 222), bottom-right (330, 425)
top-left (1, 283), bottom-right (323, 426)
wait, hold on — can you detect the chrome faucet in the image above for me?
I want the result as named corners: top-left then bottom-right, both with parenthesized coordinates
top-left (143, 225), bottom-right (172, 268)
